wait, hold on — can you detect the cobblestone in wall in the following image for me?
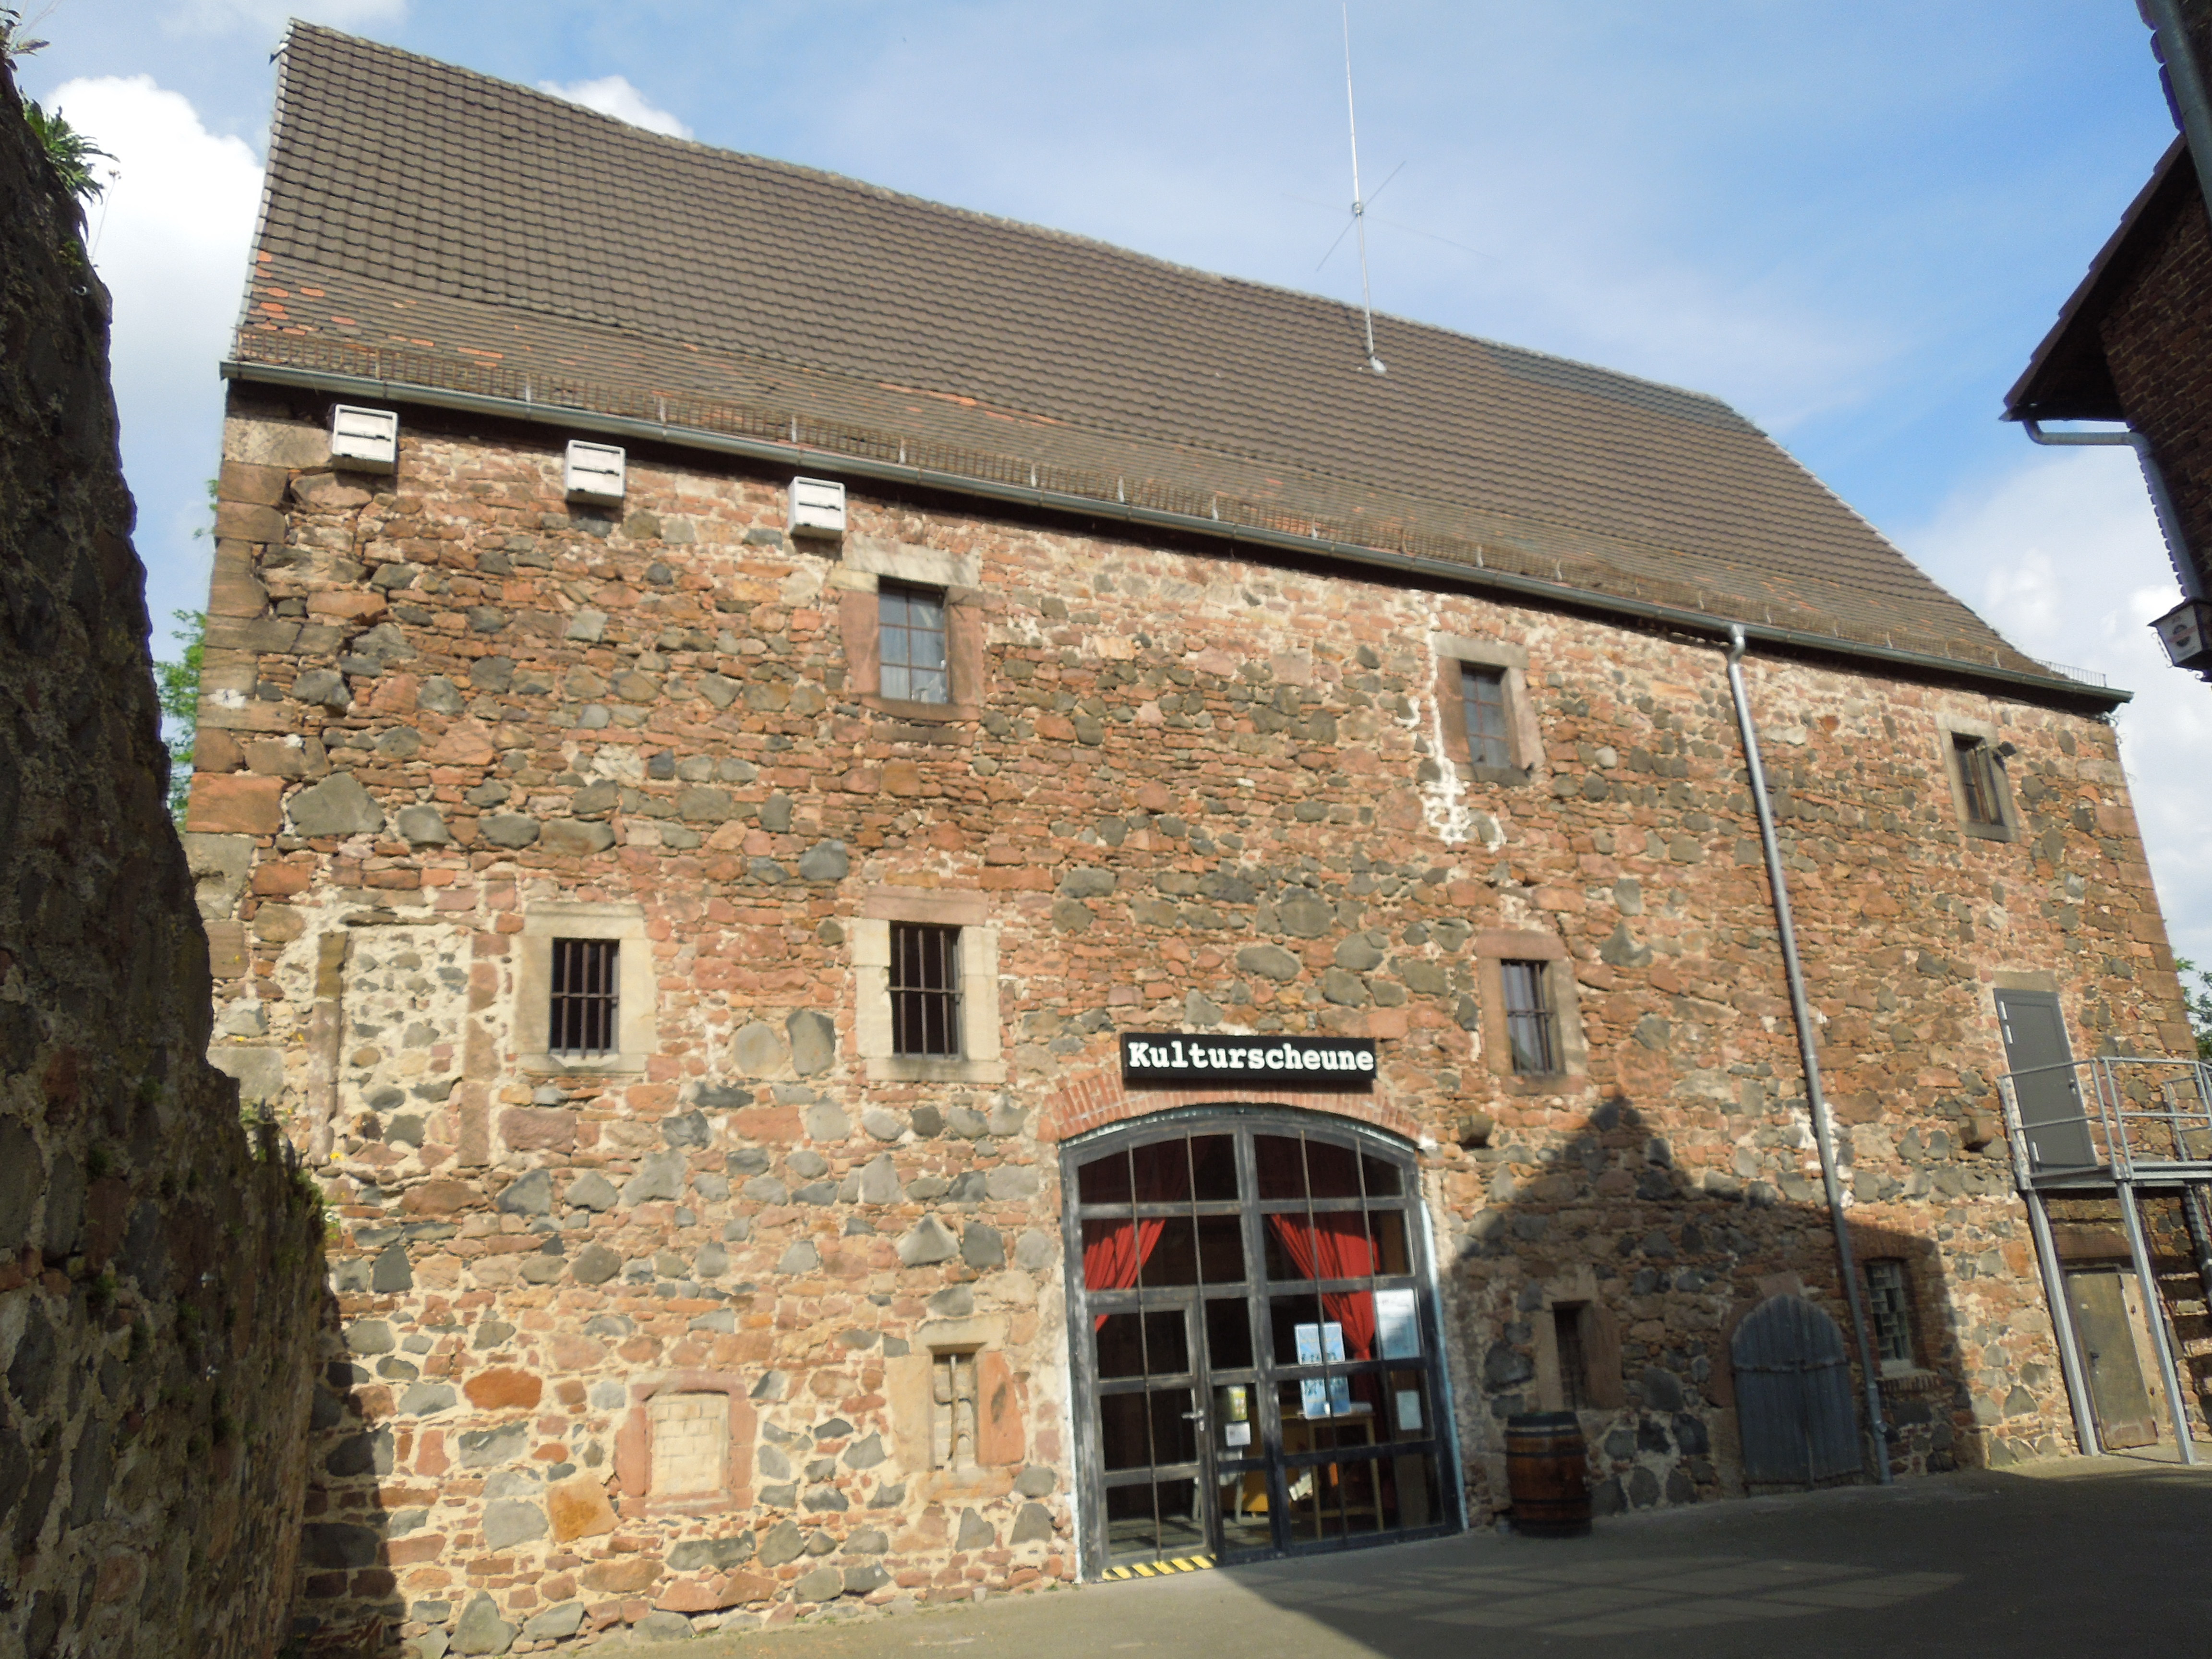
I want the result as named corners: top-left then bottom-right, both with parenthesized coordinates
top-left (0, 70), bottom-right (326, 1659)
top-left (192, 389), bottom-right (2193, 1653)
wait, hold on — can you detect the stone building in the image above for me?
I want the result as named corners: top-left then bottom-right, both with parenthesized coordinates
top-left (191, 25), bottom-right (2197, 1656)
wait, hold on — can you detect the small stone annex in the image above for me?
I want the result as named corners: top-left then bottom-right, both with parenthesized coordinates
top-left (182, 24), bottom-right (2200, 1659)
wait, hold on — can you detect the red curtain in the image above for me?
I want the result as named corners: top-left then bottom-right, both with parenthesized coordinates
top-left (1084, 1219), bottom-right (1166, 1330)
top-left (1267, 1214), bottom-right (1378, 1358)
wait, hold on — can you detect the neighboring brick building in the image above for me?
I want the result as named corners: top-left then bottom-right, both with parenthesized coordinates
top-left (2006, 0), bottom-right (2212, 673)
top-left (192, 26), bottom-right (2198, 1656)
top-left (2005, 137), bottom-right (2212, 638)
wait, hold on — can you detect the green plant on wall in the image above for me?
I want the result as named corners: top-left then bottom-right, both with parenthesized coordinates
top-left (2178, 957), bottom-right (2212, 1062)
top-left (154, 609), bottom-right (204, 826)
top-left (0, 6), bottom-right (50, 69)
top-left (23, 97), bottom-right (108, 201)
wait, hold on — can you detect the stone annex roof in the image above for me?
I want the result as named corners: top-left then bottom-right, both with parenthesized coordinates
top-left (232, 24), bottom-right (2068, 690)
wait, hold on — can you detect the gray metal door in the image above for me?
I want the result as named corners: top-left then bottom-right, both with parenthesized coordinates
top-left (1996, 990), bottom-right (2097, 1170)
top-left (1731, 1295), bottom-right (1860, 1486)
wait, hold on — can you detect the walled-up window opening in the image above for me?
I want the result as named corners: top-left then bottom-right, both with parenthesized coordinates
top-left (1553, 1305), bottom-right (1592, 1410)
top-left (880, 582), bottom-right (949, 704)
top-left (549, 938), bottom-right (619, 1057)
top-left (1501, 959), bottom-right (1558, 1075)
top-left (931, 1350), bottom-right (979, 1467)
top-left (890, 923), bottom-right (962, 1056)
top-left (1952, 733), bottom-right (2005, 829)
top-left (1865, 1259), bottom-right (1915, 1372)
top-left (648, 1392), bottom-right (729, 1500)
top-left (1460, 664), bottom-right (1513, 769)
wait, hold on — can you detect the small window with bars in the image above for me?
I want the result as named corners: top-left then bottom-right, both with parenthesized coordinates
top-left (1865, 1259), bottom-right (1915, 1372)
top-left (930, 1349), bottom-right (979, 1468)
top-left (880, 582), bottom-right (950, 704)
top-left (1501, 959), bottom-right (1559, 1076)
top-left (890, 923), bottom-right (962, 1057)
top-left (1952, 733), bottom-right (2005, 829)
top-left (1553, 1304), bottom-right (1591, 1411)
top-left (549, 938), bottom-right (620, 1058)
top-left (1460, 663), bottom-right (1514, 769)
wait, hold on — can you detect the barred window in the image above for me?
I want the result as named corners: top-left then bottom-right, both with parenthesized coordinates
top-left (890, 923), bottom-right (962, 1057)
top-left (1460, 663), bottom-right (1513, 769)
top-left (1952, 733), bottom-right (2004, 828)
top-left (1553, 1304), bottom-right (1591, 1410)
top-left (549, 938), bottom-right (619, 1057)
top-left (1865, 1259), bottom-right (1915, 1370)
top-left (931, 1350), bottom-right (979, 1468)
top-left (880, 583), bottom-right (949, 704)
top-left (1501, 959), bottom-right (1558, 1076)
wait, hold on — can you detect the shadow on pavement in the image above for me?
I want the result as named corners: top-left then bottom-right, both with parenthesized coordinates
top-left (625, 1460), bottom-right (2212, 1659)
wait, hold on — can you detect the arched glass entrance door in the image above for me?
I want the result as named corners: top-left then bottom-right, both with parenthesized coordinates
top-left (1060, 1109), bottom-right (1459, 1575)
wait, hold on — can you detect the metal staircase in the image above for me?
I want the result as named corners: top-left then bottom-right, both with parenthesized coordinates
top-left (2000, 1053), bottom-right (2212, 1461)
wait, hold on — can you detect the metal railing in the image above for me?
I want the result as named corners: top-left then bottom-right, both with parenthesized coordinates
top-left (1998, 1054), bottom-right (2212, 1184)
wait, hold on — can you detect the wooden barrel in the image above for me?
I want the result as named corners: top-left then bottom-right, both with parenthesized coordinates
top-left (1504, 1411), bottom-right (1592, 1537)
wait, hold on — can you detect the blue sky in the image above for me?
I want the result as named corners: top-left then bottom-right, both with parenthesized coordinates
top-left (25, 0), bottom-right (2212, 969)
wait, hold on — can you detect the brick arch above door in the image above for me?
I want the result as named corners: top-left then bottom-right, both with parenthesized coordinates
top-left (1037, 1064), bottom-right (1425, 1147)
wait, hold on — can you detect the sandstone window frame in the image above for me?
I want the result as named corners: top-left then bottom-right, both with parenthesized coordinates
top-left (1934, 714), bottom-right (2019, 843)
top-left (833, 541), bottom-right (986, 724)
top-left (853, 889), bottom-right (1003, 1084)
top-left (1472, 930), bottom-right (1587, 1091)
top-left (517, 902), bottom-right (655, 1075)
top-left (885, 1316), bottom-right (1025, 1495)
top-left (1432, 634), bottom-right (1541, 785)
top-left (613, 1371), bottom-right (756, 1518)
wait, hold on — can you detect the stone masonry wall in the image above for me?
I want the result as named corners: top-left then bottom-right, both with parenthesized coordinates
top-left (192, 385), bottom-right (2194, 1654)
top-left (0, 70), bottom-right (327, 1659)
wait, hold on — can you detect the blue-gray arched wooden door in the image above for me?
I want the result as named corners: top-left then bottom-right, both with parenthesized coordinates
top-left (1731, 1295), bottom-right (1861, 1486)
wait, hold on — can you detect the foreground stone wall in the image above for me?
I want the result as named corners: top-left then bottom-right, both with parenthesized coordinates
top-left (193, 385), bottom-right (2191, 1653)
top-left (0, 70), bottom-right (327, 1659)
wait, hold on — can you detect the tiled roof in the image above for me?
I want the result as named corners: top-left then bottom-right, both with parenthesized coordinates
top-left (234, 24), bottom-right (2059, 685)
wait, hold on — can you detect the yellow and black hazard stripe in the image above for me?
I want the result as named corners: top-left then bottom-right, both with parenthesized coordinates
top-left (1102, 1555), bottom-right (1214, 1581)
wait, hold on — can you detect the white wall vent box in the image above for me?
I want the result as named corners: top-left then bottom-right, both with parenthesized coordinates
top-left (328, 405), bottom-right (399, 473)
top-left (565, 440), bottom-right (627, 504)
top-left (789, 475), bottom-right (848, 537)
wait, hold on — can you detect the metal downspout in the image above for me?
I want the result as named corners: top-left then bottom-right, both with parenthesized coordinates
top-left (2025, 420), bottom-right (2204, 601)
top-left (1724, 626), bottom-right (1894, 1483)
top-left (2144, 0), bottom-right (2212, 231)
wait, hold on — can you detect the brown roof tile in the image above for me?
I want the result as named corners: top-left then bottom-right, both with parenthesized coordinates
top-left (233, 24), bottom-right (2063, 685)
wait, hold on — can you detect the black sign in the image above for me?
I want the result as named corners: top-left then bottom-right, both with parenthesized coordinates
top-left (1120, 1033), bottom-right (1377, 1092)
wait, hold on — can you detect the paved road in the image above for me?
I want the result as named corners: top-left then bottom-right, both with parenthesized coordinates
top-left (621, 1455), bottom-right (2212, 1659)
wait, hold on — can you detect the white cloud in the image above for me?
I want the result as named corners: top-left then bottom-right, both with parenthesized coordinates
top-left (48, 75), bottom-right (264, 653)
top-left (537, 75), bottom-right (691, 140)
top-left (1898, 448), bottom-right (2212, 971)
top-left (165, 0), bottom-right (406, 35)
